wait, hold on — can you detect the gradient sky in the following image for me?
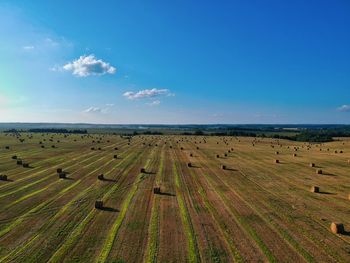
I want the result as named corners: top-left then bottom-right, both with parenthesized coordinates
top-left (0, 0), bottom-right (350, 124)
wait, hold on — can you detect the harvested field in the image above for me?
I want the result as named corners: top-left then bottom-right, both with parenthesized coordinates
top-left (0, 133), bottom-right (349, 262)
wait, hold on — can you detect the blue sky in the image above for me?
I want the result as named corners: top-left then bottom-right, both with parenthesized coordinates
top-left (0, 0), bottom-right (349, 124)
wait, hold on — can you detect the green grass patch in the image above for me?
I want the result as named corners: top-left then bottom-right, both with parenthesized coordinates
top-left (173, 162), bottom-right (200, 263)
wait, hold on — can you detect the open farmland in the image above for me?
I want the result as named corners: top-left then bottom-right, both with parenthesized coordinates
top-left (0, 132), bottom-right (349, 262)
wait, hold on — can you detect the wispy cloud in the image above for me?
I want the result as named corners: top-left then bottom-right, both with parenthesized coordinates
top-left (123, 88), bottom-right (171, 100)
top-left (63, 55), bottom-right (116, 77)
top-left (210, 113), bottom-right (223, 118)
top-left (44, 37), bottom-right (59, 47)
top-left (147, 100), bottom-right (161, 106)
top-left (22, 45), bottom-right (35, 50)
top-left (83, 107), bottom-right (104, 113)
top-left (337, 105), bottom-right (350, 112)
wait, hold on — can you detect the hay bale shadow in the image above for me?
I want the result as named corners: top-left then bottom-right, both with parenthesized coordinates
top-left (323, 172), bottom-right (337, 177)
top-left (4, 179), bottom-right (14, 182)
top-left (319, 191), bottom-right (336, 195)
top-left (62, 177), bottom-right (74, 180)
top-left (342, 230), bottom-right (350, 236)
top-left (225, 168), bottom-right (238, 171)
top-left (101, 206), bottom-right (119, 212)
top-left (144, 171), bottom-right (156, 175)
top-left (158, 192), bottom-right (176, 197)
top-left (101, 178), bottom-right (117, 183)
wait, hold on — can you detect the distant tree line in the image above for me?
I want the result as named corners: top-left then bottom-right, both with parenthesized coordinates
top-left (132, 131), bottom-right (164, 135)
top-left (181, 129), bottom-right (336, 142)
top-left (271, 131), bottom-right (333, 142)
top-left (29, 128), bottom-right (88, 134)
top-left (3, 129), bottom-right (22, 133)
top-left (4, 128), bottom-right (88, 134)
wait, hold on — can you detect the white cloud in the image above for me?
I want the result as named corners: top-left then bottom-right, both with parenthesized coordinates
top-left (337, 105), bottom-right (350, 112)
top-left (63, 55), bottom-right (116, 77)
top-left (123, 88), bottom-right (171, 100)
top-left (44, 37), bottom-right (59, 47)
top-left (49, 65), bottom-right (62, 72)
top-left (147, 100), bottom-right (161, 106)
top-left (106, 103), bottom-right (114, 107)
top-left (210, 113), bottom-right (223, 118)
top-left (83, 107), bottom-right (103, 113)
top-left (22, 46), bottom-right (35, 50)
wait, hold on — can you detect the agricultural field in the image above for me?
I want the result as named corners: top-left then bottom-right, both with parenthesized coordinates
top-left (0, 132), bottom-right (349, 262)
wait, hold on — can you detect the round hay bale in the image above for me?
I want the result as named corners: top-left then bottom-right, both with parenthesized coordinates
top-left (216, 154), bottom-right (220, 158)
top-left (153, 187), bottom-right (161, 194)
top-left (316, 169), bottom-right (323, 175)
top-left (190, 153), bottom-right (193, 157)
top-left (274, 159), bottom-right (279, 164)
top-left (222, 165), bottom-right (226, 170)
top-left (293, 154), bottom-right (297, 157)
top-left (0, 175), bottom-right (7, 181)
top-left (57, 168), bottom-right (63, 173)
top-left (140, 168), bottom-right (146, 173)
top-left (330, 222), bottom-right (344, 234)
top-left (12, 155), bottom-right (17, 160)
top-left (275, 151), bottom-right (279, 155)
top-left (224, 153), bottom-right (227, 157)
top-left (309, 163), bottom-right (315, 167)
top-left (187, 162), bottom-right (192, 167)
top-left (310, 186), bottom-right (319, 193)
top-left (98, 174), bottom-right (104, 180)
top-left (113, 154), bottom-right (117, 159)
top-left (95, 200), bottom-right (103, 209)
